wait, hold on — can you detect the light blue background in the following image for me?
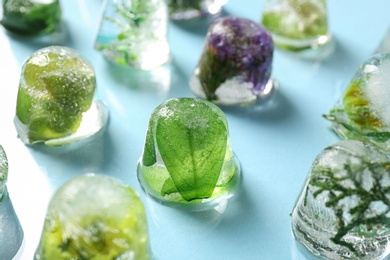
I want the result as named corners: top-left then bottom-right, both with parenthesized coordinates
top-left (1, 0), bottom-right (390, 259)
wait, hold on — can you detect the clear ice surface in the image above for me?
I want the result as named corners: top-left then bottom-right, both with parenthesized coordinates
top-left (324, 53), bottom-right (390, 152)
top-left (190, 16), bottom-right (274, 107)
top-left (166, 0), bottom-right (227, 20)
top-left (138, 98), bottom-right (241, 210)
top-left (292, 140), bottom-right (390, 259)
top-left (14, 46), bottom-right (108, 147)
top-left (95, 0), bottom-right (170, 70)
top-left (35, 173), bottom-right (150, 260)
top-left (0, 145), bottom-right (24, 260)
top-left (261, 0), bottom-right (333, 58)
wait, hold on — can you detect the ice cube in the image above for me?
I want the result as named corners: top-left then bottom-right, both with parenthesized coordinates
top-left (292, 140), bottom-right (390, 259)
top-left (95, 0), bottom-right (170, 70)
top-left (34, 173), bottom-right (150, 260)
top-left (14, 46), bottom-right (109, 147)
top-left (190, 16), bottom-right (275, 107)
top-left (0, 145), bottom-right (24, 260)
top-left (1, 0), bottom-right (61, 35)
top-left (324, 53), bottom-right (390, 152)
top-left (138, 98), bottom-right (241, 210)
top-left (261, 0), bottom-right (334, 58)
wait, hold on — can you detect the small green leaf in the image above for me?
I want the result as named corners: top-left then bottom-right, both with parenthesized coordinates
top-left (364, 132), bottom-right (390, 143)
top-left (142, 126), bottom-right (156, 166)
top-left (154, 98), bottom-right (228, 201)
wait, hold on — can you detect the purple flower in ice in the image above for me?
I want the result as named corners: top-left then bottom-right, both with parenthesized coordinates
top-left (197, 16), bottom-right (273, 100)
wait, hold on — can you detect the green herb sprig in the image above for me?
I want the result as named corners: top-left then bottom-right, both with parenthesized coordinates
top-left (309, 160), bottom-right (390, 255)
top-left (97, 0), bottom-right (157, 65)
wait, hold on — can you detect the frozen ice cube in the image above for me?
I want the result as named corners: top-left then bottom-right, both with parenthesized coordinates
top-left (138, 98), bottom-right (241, 210)
top-left (292, 140), bottom-right (390, 259)
top-left (34, 173), bottom-right (150, 260)
top-left (14, 46), bottom-right (108, 147)
top-left (190, 16), bottom-right (275, 107)
top-left (1, 0), bottom-right (61, 35)
top-left (95, 0), bottom-right (170, 70)
top-left (261, 0), bottom-right (334, 58)
top-left (324, 53), bottom-right (390, 152)
top-left (0, 145), bottom-right (24, 260)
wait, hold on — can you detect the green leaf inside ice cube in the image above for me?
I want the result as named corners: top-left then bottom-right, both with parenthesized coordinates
top-left (154, 98), bottom-right (228, 201)
top-left (1, 0), bottom-right (61, 35)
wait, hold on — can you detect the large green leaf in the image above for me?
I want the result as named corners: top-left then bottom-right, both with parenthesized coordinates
top-left (154, 98), bottom-right (228, 201)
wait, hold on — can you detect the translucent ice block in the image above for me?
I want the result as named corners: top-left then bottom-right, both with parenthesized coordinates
top-left (261, 0), bottom-right (333, 58)
top-left (324, 53), bottom-right (390, 152)
top-left (95, 0), bottom-right (170, 70)
top-left (1, 0), bottom-right (61, 35)
top-left (0, 145), bottom-right (24, 260)
top-left (190, 16), bottom-right (275, 107)
top-left (292, 140), bottom-right (390, 259)
top-left (14, 46), bottom-right (108, 147)
top-left (137, 98), bottom-right (241, 210)
top-left (34, 173), bottom-right (150, 260)
top-left (166, 0), bottom-right (227, 20)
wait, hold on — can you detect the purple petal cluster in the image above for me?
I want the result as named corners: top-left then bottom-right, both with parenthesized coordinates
top-left (206, 16), bottom-right (273, 92)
